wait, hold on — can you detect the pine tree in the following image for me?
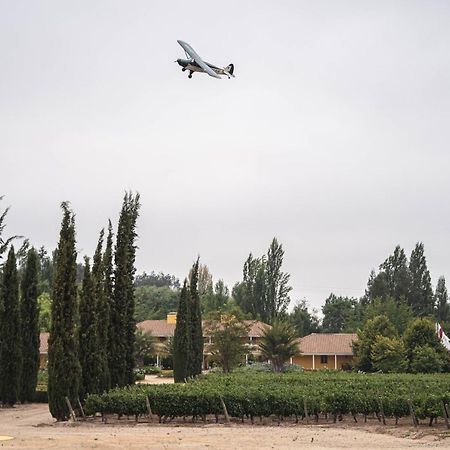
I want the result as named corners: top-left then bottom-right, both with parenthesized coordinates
top-left (189, 258), bottom-right (203, 377)
top-left (409, 242), bottom-right (434, 316)
top-left (110, 193), bottom-right (140, 387)
top-left (103, 220), bottom-right (114, 386)
top-left (0, 247), bottom-right (21, 405)
top-left (173, 280), bottom-right (191, 382)
top-left (48, 202), bottom-right (81, 421)
top-left (79, 257), bottom-right (102, 398)
top-left (435, 276), bottom-right (449, 324)
top-left (19, 248), bottom-right (40, 402)
top-left (92, 229), bottom-right (110, 392)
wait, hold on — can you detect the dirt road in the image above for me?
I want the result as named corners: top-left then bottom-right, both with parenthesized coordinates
top-left (2, 404), bottom-right (450, 449)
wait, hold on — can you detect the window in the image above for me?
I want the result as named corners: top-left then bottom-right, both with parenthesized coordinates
top-left (320, 355), bottom-right (328, 364)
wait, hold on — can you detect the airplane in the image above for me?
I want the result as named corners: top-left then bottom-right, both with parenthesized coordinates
top-left (176, 40), bottom-right (235, 80)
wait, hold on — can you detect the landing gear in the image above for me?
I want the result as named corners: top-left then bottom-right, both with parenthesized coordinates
top-left (182, 68), bottom-right (186, 72)
top-left (188, 71), bottom-right (193, 79)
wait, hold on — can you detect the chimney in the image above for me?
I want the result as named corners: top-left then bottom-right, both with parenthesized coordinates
top-left (166, 312), bottom-right (177, 324)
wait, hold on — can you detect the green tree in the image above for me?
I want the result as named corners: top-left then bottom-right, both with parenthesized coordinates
top-left (135, 271), bottom-right (180, 289)
top-left (0, 247), bottom-right (21, 405)
top-left (408, 242), bottom-right (434, 316)
top-left (289, 300), bottom-right (320, 337)
top-left (92, 229), bottom-right (110, 392)
top-left (202, 279), bottom-right (230, 314)
top-left (103, 220), bottom-right (114, 384)
top-left (435, 276), bottom-right (449, 324)
top-left (410, 345), bottom-right (444, 373)
top-left (0, 196), bottom-right (20, 262)
top-left (38, 292), bottom-right (52, 332)
top-left (48, 203), bottom-right (81, 420)
top-left (134, 329), bottom-right (156, 367)
top-left (353, 315), bottom-right (397, 372)
top-left (79, 257), bottom-right (102, 398)
top-left (402, 318), bottom-right (446, 369)
top-left (110, 192), bottom-right (140, 387)
top-left (371, 336), bottom-right (408, 373)
top-left (205, 314), bottom-right (249, 373)
top-left (259, 320), bottom-right (300, 372)
top-left (19, 248), bottom-right (40, 402)
top-left (134, 285), bottom-right (179, 321)
top-left (363, 297), bottom-right (413, 334)
top-left (322, 294), bottom-right (360, 332)
top-left (173, 280), bottom-right (191, 382)
top-left (189, 258), bottom-right (203, 377)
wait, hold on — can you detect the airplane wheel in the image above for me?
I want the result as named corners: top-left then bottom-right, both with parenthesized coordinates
top-left (182, 68), bottom-right (186, 72)
top-left (188, 74), bottom-right (192, 79)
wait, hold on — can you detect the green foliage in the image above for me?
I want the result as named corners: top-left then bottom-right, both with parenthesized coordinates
top-left (189, 258), bottom-right (203, 377)
top-left (110, 192), bottom-right (140, 388)
top-left (85, 372), bottom-right (450, 423)
top-left (173, 280), bottom-right (191, 382)
top-left (409, 242), bottom-right (434, 317)
top-left (353, 315), bottom-right (397, 372)
top-left (0, 197), bottom-right (20, 262)
top-left (0, 247), bottom-right (21, 405)
top-left (48, 203), bottom-right (81, 420)
top-left (371, 336), bottom-right (408, 373)
top-left (403, 318), bottom-right (442, 365)
top-left (205, 314), bottom-right (250, 373)
top-left (92, 229), bottom-right (110, 392)
top-left (134, 285), bottom-right (179, 321)
top-left (410, 345), bottom-right (444, 373)
top-left (79, 257), bottom-right (102, 398)
top-left (20, 248), bottom-right (40, 402)
top-left (201, 279), bottom-right (230, 314)
top-left (235, 238), bottom-right (291, 324)
top-left (259, 320), bottom-right (300, 372)
top-left (134, 329), bottom-right (155, 367)
top-left (322, 294), bottom-right (360, 333)
top-left (135, 271), bottom-right (180, 289)
top-left (435, 276), bottom-right (449, 324)
top-left (38, 292), bottom-right (52, 332)
top-left (289, 300), bottom-right (320, 337)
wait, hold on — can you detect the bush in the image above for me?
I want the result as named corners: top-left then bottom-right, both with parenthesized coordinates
top-left (142, 365), bottom-right (162, 375)
top-left (133, 369), bottom-right (145, 381)
top-left (410, 345), bottom-right (444, 373)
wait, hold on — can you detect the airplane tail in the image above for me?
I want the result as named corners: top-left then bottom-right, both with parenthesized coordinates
top-left (224, 63), bottom-right (235, 77)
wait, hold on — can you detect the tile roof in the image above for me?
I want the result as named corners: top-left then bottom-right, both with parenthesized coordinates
top-left (40, 332), bottom-right (49, 354)
top-left (137, 319), bottom-right (268, 338)
top-left (298, 333), bottom-right (358, 355)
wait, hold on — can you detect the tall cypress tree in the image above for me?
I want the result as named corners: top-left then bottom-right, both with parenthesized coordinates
top-left (173, 280), bottom-right (191, 382)
top-left (19, 248), bottom-right (40, 402)
top-left (110, 193), bottom-right (140, 387)
top-left (48, 202), bottom-right (81, 421)
top-left (104, 220), bottom-right (115, 387)
top-left (92, 229), bottom-right (110, 392)
top-left (435, 276), bottom-right (449, 324)
top-left (409, 242), bottom-right (434, 317)
top-left (0, 247), bottom-right (21, 405)
top-left (79, 257), bottom-right (102, 398)
top-left (189, 258), bottom-right (203, 377)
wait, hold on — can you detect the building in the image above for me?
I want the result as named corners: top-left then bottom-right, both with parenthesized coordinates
top-left (39, 332), bottom-right (49, 369)
top-left (292, 333), bottom-right (357, 370)
top-left (137, 313), bottom-right (268, 367)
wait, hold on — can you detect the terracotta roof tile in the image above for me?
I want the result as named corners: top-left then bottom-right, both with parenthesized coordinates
top-left (298, 333), bottom-right (358, 355)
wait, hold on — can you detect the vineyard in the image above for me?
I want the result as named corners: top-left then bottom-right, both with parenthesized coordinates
top-left (85, 371), bottom-right (450, 426)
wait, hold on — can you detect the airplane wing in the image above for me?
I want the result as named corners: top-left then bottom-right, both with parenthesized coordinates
top-left (177, 40), bottom-right (221, 79)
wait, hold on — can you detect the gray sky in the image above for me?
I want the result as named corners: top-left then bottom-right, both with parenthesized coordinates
top-left (2, 0), bottom-right (450, 311)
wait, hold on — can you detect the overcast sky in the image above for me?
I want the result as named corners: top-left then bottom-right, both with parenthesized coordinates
top-left (1, 1), bottom-right (450, 311)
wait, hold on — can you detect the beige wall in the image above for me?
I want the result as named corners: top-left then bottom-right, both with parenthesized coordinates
top-left (292, 354), bottom-right (354, 370)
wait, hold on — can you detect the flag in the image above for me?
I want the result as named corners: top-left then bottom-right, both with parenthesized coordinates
top-left (436, 323), bottom-right (450, 351)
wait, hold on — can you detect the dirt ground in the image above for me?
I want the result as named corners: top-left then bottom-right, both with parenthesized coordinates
top-left (2, 403), bottom-right (450, 450)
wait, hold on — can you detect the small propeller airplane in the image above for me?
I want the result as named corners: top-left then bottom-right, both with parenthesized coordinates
top-left (176, 40), bottom-right (235, 80)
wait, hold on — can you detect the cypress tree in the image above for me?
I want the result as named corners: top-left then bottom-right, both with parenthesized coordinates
top-left (435, 276), bottom-right (449, 324)
top-left (173, 280), bottom-right (191, 382)
top-left (79, 257), bottom-right (102, 398)
top-left (0, 247), bottom-right (21, 405)
top-left (19, 248), bottom-right (40, 403)
top-left (189, 258), bottom-right (203, 377)
top-left (110, 193), bottom-right (140, 387)
top-left (409, 242), bottom-right (434, 317)
top-left (92, 229), bottom-right (110, 392)
top-left (48, 202), bottom-right (81, 421)
top-left (104, 220), bottom-right (114, 387)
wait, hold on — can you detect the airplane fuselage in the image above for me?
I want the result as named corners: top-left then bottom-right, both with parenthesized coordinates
top-left (177, 58), bottom-right (216, 75)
